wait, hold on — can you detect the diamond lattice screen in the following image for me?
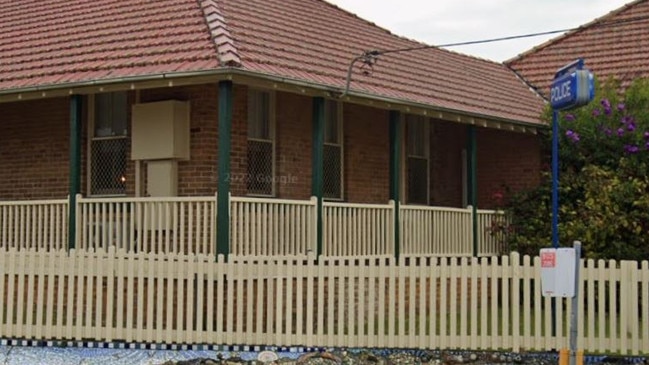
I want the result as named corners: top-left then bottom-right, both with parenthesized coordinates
top-left (90, 138), bottom-right (127, 195)
top-left (247, 140), bottom-right (273, 195)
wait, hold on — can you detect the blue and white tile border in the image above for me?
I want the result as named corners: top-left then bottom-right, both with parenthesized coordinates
top-left (0, 338), bottom-right (647, 364)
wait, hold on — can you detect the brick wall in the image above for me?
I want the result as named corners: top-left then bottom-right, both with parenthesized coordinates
top-left (428, 122), bottom-right (542, 210)
top-left (0, 97), bottom-right (71, 199)
top-left (0, 84), bottom-right (541, 207)
top-left (477, 127), bottom-right (541, 208)
top-left (430, 120), bottom-right (468, 208)
top-left (275, 92), bottom-right (312, 200)
top-left (344, 103), bottom-right (390, 204)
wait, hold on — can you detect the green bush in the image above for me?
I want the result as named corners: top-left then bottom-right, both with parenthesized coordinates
top-left (505, 78), bottom-right (649, 260)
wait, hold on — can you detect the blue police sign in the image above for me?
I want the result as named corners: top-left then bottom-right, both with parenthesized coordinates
top-left (549, 58), bottom-right (596, 250)
top-left (550, 60), bottom-right (595, 110)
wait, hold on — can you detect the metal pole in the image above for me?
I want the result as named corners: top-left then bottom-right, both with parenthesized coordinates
top-left (469, 126), bottom-right (478, 257)
top-left (312, 97), bottom-right (325, 257)
top-left (389, 110), bottom-right (401, 259)
top-left (68, 95), bottom-right (82, 251)
top-left (551, 109), bottom-right (560, 340)
top-left (216, 81), bottom-right (233, 259)
top-left (569, 241), bottom-right (581, 365)
top-left (552, 109), bottom-right (559, 248)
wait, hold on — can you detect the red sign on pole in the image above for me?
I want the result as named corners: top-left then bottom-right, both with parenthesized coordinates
top-left (541, 251), bottom-right (556, 268)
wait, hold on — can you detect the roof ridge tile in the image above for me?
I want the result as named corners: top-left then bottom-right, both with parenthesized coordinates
top-left (198, 0), bottom-right (241, 67)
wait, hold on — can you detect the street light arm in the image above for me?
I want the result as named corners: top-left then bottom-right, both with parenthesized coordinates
top-left (340, 51), bottom-right (380, 98)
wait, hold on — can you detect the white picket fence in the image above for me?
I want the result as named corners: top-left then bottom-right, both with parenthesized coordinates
top-left (0, 199), bottom-right (68, 250)
top-left (400, 205), bottom-right (472, 256)
top-left (76, 196), bottom-right (215, 254)
top-left (230, 196), bottom-right (317, 256)
top-left (323, 201), bottom-right (394, 256)
top-left (0, 248), bottom-right (647, 354)
top-left (0, 196), bottom-right (507, 257)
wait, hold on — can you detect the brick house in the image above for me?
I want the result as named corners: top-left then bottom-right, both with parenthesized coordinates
top-left (0, 0), bottom-right (545, 257)
top-left (506, 0), bottom-right (649, 96)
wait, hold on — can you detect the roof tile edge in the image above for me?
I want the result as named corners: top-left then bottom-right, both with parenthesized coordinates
top-left (199, 0), bottom-right (242, 67)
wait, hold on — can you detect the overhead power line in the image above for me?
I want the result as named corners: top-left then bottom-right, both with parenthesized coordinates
top-left (376, 14), bottom-right (649, 56)
top-left (341, 14), bottom-right (649, 96)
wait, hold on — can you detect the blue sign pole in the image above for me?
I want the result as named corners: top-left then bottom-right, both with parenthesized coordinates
top-left (549, 58), bottom-right (594, 249)
top-left (549, 58), bottom-right (594, 345)
top-left (552, 109), bottom-right (559, 248)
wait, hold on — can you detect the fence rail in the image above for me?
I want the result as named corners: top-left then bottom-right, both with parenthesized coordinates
top-left (76, 195), bottom-right (215, 254)
top-left (0, 248), bottom-right (647, 354)
top-left (230, 196), bottom-right (316, 256)
top-left (401, 205), bottom-right (472, 256)
top-left (477, 208), bottom-right (508, 255)
top-left (0, 196), bottom-right (507, 256)
top-left (0, 199), bottom-right (68, 251)
top-left (323, 201), bottom-right (394, 256)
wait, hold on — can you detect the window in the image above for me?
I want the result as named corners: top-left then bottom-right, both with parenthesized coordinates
top-left (89, 92), bottom-right (128, 196)
top-left (323, 100), bottom-right (343, 200)
top-left (406, 115), bottom-right (429, 204)
top-left (247, 90), bottom-right (275, 196)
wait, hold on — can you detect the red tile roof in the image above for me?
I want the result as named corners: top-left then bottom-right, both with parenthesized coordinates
top-left (506, 0), bottom-right (649, 99)
top-left (0, 0), bottom-right (545, 126)
top-left (0, 0), bottom-right (222, 89)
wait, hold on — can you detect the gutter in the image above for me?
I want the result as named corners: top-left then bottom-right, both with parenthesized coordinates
top-left (228, 69), bottom-right (546, 132)
top-left (0, 67), bottom-right (545, 132)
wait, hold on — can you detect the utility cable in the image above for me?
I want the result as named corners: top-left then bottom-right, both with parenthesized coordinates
top-left (340, 13), bottom-right (649, 96)
top-left (377, 14), bottom-right (649, 56)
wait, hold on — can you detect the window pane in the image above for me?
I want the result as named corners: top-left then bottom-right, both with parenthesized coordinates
top-left (94, 94), bottom-right (112, 137)
top-left (248, 91), bottom-right (270, 140)
top-left (111, 92), bottom-right (128, 136)
top-left (324, 100), bottom-right (339, 144)
top-left (407, 115), bottom-right (426, 157)
top-left (95, 92), bottom-right (127, 137)
top-left (323, 144), bottom-right (342, 199)
top-left (407, 156), bottom-right (428, 204)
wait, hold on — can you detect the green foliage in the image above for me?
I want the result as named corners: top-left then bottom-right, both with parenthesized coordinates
top-left (505, 78), bottom-right (649, 260)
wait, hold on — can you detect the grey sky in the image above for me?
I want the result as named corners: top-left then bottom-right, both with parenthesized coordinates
top-left (326, 0), bottom-right (631, 62)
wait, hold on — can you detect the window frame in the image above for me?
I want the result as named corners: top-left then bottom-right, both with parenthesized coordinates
top-left (404, 114), bottom-right (430, 205)
top-left (322, 99), bottom-right (344, 201)
top-left (246, 88), bottom-right (277, 197)
top-left (87, 92), bottom-right (129, 197)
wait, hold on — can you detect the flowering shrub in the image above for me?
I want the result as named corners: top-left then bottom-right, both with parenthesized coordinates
top-left (505, 78), bottom-right (649, 260)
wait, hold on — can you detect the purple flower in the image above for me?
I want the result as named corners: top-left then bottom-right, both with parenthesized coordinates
top-left (564, 113), bottom-right (576, 122)
top-left (617, 128), bottom-right (625, 136)
top-left (621, 116), bottom-right (634, 124)
top-left (566, 129), bottom-right (580, 142)
top-left (601, 98), bottom-right (611, 109)
top-left (646, 141), bottom-right (649, 150)
top-left (592, 108), bottom-right (601, 117)
top-left (604, 128), bottom-right (613, 136)
top-left (604, 106), bottom-right (612, 116)
top-left (624, 144), bottom-right (639, 154)
top-left (617, 103), bottom-right (625, 112)
top-left (644, 131), bottom-right (649, 140)
top-left (628, 123), bottom-right (636, 132)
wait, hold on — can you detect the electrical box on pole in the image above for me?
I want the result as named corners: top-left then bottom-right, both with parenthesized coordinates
top-left (540, 247), bottom-right (577, 297)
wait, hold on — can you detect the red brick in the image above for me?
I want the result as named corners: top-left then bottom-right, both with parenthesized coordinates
top-left (0, 84), bottom-right (541, 209)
